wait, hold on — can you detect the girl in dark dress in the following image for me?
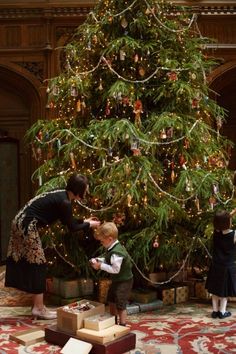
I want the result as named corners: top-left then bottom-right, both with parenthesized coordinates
top-left (205, 208), bottom-right (236, 319)
top-left (5, 174), bottom-right (100, 319)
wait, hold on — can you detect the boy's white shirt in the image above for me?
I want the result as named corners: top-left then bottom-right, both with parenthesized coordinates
top-left (98, 240), bottom-right (124, 274)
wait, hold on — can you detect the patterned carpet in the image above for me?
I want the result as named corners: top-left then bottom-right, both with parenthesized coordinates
top-left (1, 269), bottom-right (236, 353)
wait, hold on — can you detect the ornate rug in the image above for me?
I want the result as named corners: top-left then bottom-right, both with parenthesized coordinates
top-left (1, 303), bottom-right (236, 353)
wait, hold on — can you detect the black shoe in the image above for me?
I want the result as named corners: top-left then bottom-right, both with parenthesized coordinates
top-left (211, 311), bottom-right (220, 319)
top-left (218, 311), bottom-right (231, 319)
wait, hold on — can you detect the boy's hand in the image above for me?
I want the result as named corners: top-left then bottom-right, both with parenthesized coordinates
top-left (89, 258), bottom-right (101, 270)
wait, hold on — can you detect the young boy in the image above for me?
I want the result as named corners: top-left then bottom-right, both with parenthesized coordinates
top-left (90, 222), bottom-right (133, 326)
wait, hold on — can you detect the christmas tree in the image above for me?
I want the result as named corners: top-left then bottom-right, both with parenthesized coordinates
top-left (27, 0), bottom-right (235, 280)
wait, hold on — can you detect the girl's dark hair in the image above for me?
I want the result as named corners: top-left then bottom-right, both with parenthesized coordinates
top-left (66, 174), bottom-right (88, 198)
top-left (213, 210), bottom-right (231, 231)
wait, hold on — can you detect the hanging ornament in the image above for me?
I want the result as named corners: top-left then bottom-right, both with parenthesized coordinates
top-left (185, 178), bottom-right (192, 192)
top-left (76, 99), bottom-right (81, 112)
top-left (160, 129), bottom-right (167, 139)
top-left (179, 154), bottom-right (186, 166)
top-left (216, 117), bottom-right (222, 136)
top-left (139, 67), bottom-right (145, 77)
top-left (70, 85), bottom-right (78, 97)
top-left (191, 98), bottom-right (200, 108)
top-left (194, 196), bottom-right (200, 212)
top-left (184, 138), bottom-right (190, 149)
top-left (98, 79), bottom-right (103, 91)
top-left (127, 194), bottom-right (132, 207)
top-left (122, 96), bottom-right (129, 106)
top-left (167, 71), bottom-right (178, 81)
top-left (37, 131), bottom-right (43, 141)
top-left (213, 183), bottom-right (219, 194)
top-left (119, 49), bottom-right (126, 61)
top-left (38, 175), bottom-right (42, 186)
top-left (134, 54), bottom-right (139, 63)
top-left (153, 236), bottom-right (159, 248)
top-left (121, 17), bottom-right (128, 28)
top-left (166, 127), bottom-right (174, 138)
top-left (113, 212), bottom-right (126, 226)
top-left (52, 85), bottom-right (59, 96)
top-left (171, 169), bottom-right (175, 183)
top-left (69, 152), bottom-right (76, 169)
top-left (93, 35), bottom-right (98, 44)
top-left (107, 147), bottom-right (113, 157)
top-left (105, 100), bottom-right (111, 115)
top-left (81, 98), bottom-right (86, 115)
top-left (133, 100), bottom-right (143, 127)
top-left (209, 196), bottom-right (216, 210)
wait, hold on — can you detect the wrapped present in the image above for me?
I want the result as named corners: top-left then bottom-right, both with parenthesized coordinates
top-left (60, 279), bottom-right (80, 299)
top-left (148, 272), bottom-right (167, 286)
top-left (138, 299), bottom-right (163, 312)
top-left (195, 280), bottom-right (211, 300)
top-left (157, 285), bottom-right (175, 305)
top-left (175, 284), bottom-right (189, 303)
top-left (130, 288), bottom-right (157, 304)
top-left (78, 278), bottom-right (94, 296)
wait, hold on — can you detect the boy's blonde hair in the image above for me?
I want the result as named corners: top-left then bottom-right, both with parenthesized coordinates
top-left (95, 222), bottom-right (118, 240)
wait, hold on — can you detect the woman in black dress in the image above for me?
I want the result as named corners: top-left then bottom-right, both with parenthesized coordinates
top-left (5, 174), bottom-right (100, 319)
top-left (205, 208), bottom-right (236, 319)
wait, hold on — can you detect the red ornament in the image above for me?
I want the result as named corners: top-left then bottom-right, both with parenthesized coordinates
top-left (153, 236), bottom-right (159, 248)
top-left (167, 71), bottom-right (178, 81)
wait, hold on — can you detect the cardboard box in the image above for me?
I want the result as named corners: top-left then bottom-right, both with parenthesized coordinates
top-left (60, 337), bottom-right (92, 354)
top-left (9, 328), bottom-right (45, 346)
top-left (76, 324), bottom-right (130, 344)
top-left (57, 299), bottom-right (105, 334)
top-left (84, 313), bottom-right (115, 331)
top-left (131, 289), bottom-right (157, 304)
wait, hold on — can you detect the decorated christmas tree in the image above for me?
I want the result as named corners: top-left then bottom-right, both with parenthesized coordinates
top-left (27, 0), bottom-right (235, 280)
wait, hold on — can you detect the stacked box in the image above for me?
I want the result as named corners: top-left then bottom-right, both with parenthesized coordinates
top-left (84, 313), bottom-right (115, 331)
top-left (57, 299), bottom-right (105, 334)
top-left (130, 289), bottom-right (157, 304)
top-left (76, 325), bottom-right (130, 344)
top-left (157, 284), bottom-right (189, 305)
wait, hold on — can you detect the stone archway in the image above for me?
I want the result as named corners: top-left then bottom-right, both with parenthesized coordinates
top-left (0, 63), bottom-right (44, 262)
top-left (209, 62), bottom-right (236, 170)
top-left (0, 62), bottom-right (44, 202)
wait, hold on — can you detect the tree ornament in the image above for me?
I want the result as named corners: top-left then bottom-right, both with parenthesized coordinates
top-left (127, 194), bottom-right (132, 207)
top-left (191, 98), bottom-right (200, 108)
top-left (194, 196), bottom-right (200, 211)
top-left (107, 147), bottom-right (113, 157)
top-left (134, 54), bottom-right (139, 63)
top-left (160, 129), bottom-right (167, 139)
top-left (98, 79), bottom-right (103, 91)
top-left (113, 212), bottom-right (125, 226)
top-left (122, 96), bottom-right (129, 106)
top-left (120, 49), bottom-right (126, 61)
top-left (216, 117), bottom-right (222, 136)
top-left (133, 100), bottom-right (143, 127)
top-left (70, 85), bottom-right (78, 97)
top-left (167, 71), bottom-right (178, 81)
top-left (209, 196), bottom-right (216, 210)
top-left (52, 85), bottom-right (60, 96)
top-left (179, 154), bottom-right (186, 166)
top-left (184, 138), bottom-right (190, 149)
top-left (69, 152), bottom-right (76, 169)
top-left (76, 99), bottom-right (81, 112)
top-left (139, 67), bottom-right (145, 77)
top-left (171, 169), bottom-right (175, 183)
top-left (121, 17), bottom-right (128, 28)
top-left (153, 236), bottom-right (159, 248)
top-left (213, 183), bottom-right (219, 194)
top-left (105, 100), bottom-right (111, 115)
top-left (166, 127), bottom-right (174, 138)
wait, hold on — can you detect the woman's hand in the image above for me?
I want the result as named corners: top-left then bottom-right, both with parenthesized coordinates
top-left (85, 217), bottom-right (101, 228)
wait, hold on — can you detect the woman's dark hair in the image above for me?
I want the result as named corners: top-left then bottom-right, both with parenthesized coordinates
top-left (213, 210), bottom-right (231, 231)
top-left (66, 174), bottom-right (88, 198)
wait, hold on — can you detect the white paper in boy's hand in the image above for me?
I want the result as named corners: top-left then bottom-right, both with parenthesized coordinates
top-left (60, 337), bottom-right (92, 354)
